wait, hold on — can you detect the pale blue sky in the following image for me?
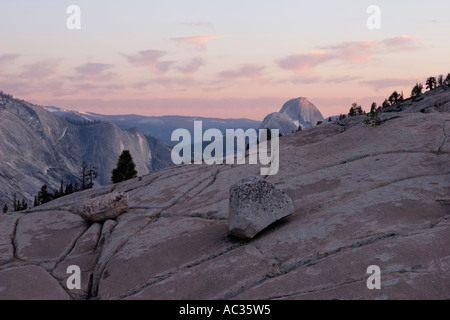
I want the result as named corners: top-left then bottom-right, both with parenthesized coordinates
top-left (1, 0), bottom-right (449, 118)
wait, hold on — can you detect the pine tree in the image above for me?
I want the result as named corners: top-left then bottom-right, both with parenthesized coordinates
top-left (111, 150), bottom-right (138, 184)
top-left (80, 162), bottom-right (98, 190)
top-left (2, 204), bottom-right (7, 214)
top-left (444, 73), bottom-right (450, 87)
top-left (388, 91), bottom-right (400, 105)
top-left (437, 75), bottom-right (444, 87)
top-left (349, 103), bottom-right (357, 116)
top-left (34, 196), bottom-right (39, 207)
top-left (21, 199), bottom-right (27, 211)
top-left (411, 83), bottom-right (423, 98)
top-left (370, 102), bottom-right (377, 116)
top-left (37, 185), bottom-right (52, 204)
top-left (426, 77), bottom-right (437, 91)
top-left (65, 183), bottom-right (74, 195)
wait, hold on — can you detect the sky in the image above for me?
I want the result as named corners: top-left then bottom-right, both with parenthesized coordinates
top-left (1, 0), bottom-right (449, 120)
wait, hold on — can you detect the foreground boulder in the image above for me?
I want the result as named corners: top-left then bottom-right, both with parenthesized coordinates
top-left (229, 176), bottom-right (294, 239)
top-left (70, 192), bottom-right (129, 222)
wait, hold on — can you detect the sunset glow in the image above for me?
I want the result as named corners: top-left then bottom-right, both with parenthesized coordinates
top-left (1, 0), bottom-right (449, 119)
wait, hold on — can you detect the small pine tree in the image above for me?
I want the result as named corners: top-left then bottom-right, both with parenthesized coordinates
top-left (34, 196), bottom-right (39, 208)
top-left (111, 150), bottom-right (138, 184)
top-left (426, 77), bottom-right (437, 91)
top-left (328, 117), bottom-right (332, 123)
top-left (2, 204), bottom-right (7, 214)
top-left (437, 75), bottom-right (444, 87)
top-left (444, 73), bottom-right (450, 87)
top-left (411, 83), bottom-right (423, 98)
top-left (65, 183), bottom-right (74, 195)
top-left (349, 103), bottom-right (358, 116)
top-left (21, 199), bottom-right (27, 211)
top-left (37, 185), bottom-right (52, 205)
top-left (370, 102), bottom-right (377, 116)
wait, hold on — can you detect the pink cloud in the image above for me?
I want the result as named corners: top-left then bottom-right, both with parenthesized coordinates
top-left (381, 35), bottom-right (420, 51)
top-left (218, 64), bottom-right (266, 83)
top-left (20, 59), bottom-right (60, 81)
top-left (177, 57), bottom-right (205, 74)
top-left (0, 54), bottom-right (20, 65)
top-left (134, 76), bottom-right (197, 90)
top-left (124, 50), bottom-right (173, 74)
top-left (171, 35), bottom-right (229, 51)
top-left (277, 51), bottom-right (332, 74)
top-left (320, 41), bottom-right (379, 63)
top-left (279, 36), bottom-right (422, 74)
top-left (75, 63), bottom-right (115, 80)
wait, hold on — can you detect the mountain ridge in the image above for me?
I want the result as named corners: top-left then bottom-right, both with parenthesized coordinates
top-left (45, 106), bottom-right (262, 146)
top-left (0, 92), bottom-right (158, 205)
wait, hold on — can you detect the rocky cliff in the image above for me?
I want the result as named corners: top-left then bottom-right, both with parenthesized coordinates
top-left (0, 93), bottom-right (153, 204)
top-left (0, 88), bottom-right (449, 300)
top-left (260, 97), bottom-right (324, 135)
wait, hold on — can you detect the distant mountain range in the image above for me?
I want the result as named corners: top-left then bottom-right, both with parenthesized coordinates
top-left (44, 107), bottom-right (262, 146)
top-left (0, 93), bottom-right (171, 205)
top-left (0, 92), bottom-right (327, 205)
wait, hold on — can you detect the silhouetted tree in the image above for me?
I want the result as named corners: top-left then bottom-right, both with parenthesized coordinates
top-left (80, 161), bottom-right (98, 190)
top-left (86, 164), bottom-right (98, 189)
top-left (37, 185), bottom-right (52, 205)
top-left (389, 91), bottom-right (403, 105)
top-left (444, 73), bottom-right (450, 87)
top-left (370, 102), bottom-right (377, 116)
top-left (34, 196), bottom-right (38, 208)
top-left (111, 150), bottom-right (138, 184)
top-left (349, 103), bottom-right (358, 116)
top-left (382, 99), bottom-right (390, 109)
top-left (21, 199), bottom-right (27, 211)
top-left (426, 77), bottom-right (437, 91)
top-left (328, 117), bottom-right (332, 123)
top-left (2, 204), bottom-right (8, 214)
top-left (65, 183), bottom-right (74, 195)
top-left (411, 83), bottom-right (423, 98)
top-left (437, 75), bottom-right (444, 87)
